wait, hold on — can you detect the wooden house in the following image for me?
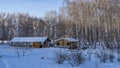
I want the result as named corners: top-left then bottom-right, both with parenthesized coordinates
top-left (10, 37), bottom-right (50, 48)
top-left (55, 38), bottom-right (78, 49)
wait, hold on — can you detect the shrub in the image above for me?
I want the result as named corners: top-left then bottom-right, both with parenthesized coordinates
top-left (118, 55), bottom-right (120, 63)
top-left (67, 52), bottom-right (85, 67)
top-left (96, 51), bottom-right (108, 63)
top-left (109, 53), bottom-right (114, 62)
top-left (87, 49), bottom-right (93, 61)
top-left (41, 57), bottom-right (44, 59)
top-left (54, 51), bottom-right (67, 64)
top-left (15, 48), bottom-right (20, 58)
top-left (118, 57), bottom-right (120, 63)
top-left (117, 49), bottom-right (120, 63)
top-left (0, 55), bottom-right (2, 58)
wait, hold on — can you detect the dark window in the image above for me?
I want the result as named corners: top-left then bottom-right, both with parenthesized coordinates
top-left (67, 43), bottom-right (70, 45)
top-left (57, 43), bottom-right (59, 45)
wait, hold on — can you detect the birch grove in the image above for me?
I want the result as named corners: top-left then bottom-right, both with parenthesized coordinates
top-left (63, 0), bottom-right (120, 49)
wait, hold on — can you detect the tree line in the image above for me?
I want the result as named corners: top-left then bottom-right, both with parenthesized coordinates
top-left (0, 13), bottom-right (46, 41)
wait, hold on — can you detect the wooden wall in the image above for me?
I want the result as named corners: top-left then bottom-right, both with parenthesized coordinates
top-left (32, 42), bottom-right (41, 48)
top-left (56, 39), bottom-right (77, 49)
top-left (32, 38), bottom-right (50, 48)
top-left (56, 39), bottom-right (68, 46)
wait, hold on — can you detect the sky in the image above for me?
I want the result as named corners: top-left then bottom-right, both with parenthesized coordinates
top-left (0, 0), bottom-right (63, 17)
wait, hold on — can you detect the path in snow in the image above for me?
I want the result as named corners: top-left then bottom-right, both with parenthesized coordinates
top-left (0, 58), bottom-right (6, 68)
top-left (2, 57), bottom-right (13, 68)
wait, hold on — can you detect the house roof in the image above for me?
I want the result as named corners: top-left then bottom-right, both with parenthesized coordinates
top-left (10, 37), bottom-right (48, 43)
top-left (55, 38), bottom-right (78, 42)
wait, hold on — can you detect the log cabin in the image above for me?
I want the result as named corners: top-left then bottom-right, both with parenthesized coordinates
top-left (55, 38), bottom-right (78, 49)
top-left (10, 37), bottom-right (50, 48)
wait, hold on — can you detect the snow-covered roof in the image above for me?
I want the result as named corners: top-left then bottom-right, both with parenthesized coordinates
top-left (10, 37), bottom-right (48, 43)
top-left (55, 38), bottom-right (78, 42)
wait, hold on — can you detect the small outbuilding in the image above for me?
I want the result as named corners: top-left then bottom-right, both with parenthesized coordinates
top-left (55, 38), bottom-right (78, 49)
top-left (10, 37), bottom-right (50, 48)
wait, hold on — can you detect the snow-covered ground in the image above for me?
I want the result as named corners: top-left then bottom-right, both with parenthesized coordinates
top-left (0, 44), bottom-right (120, 68)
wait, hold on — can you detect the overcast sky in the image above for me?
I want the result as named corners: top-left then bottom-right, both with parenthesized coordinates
top-left (0, 0), bottom-right (63, 17)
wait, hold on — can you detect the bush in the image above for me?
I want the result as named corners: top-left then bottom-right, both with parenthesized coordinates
top-left (118, 55), bottom-right (120, 63)
top-left (117, 49), bottom-right (120, 63)
top-left (87, 49), bottom-right (93, 61)
top-left (96, 51), bottom-right (108, 63)
top-left (118, 57), bottom-right (120, 63)
top-left (0, 55), bottom-right (2, 58)
top-left (67, 52), bottom-right (85, 67)
top-left (109, 53), bottom-right (114, 62)
top-left (54, 51), bottom-right (67, 64)
top-left (41, 57), bottom-right (44, 59)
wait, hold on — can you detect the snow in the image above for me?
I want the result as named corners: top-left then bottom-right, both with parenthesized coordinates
top-left (10, 37), bottom-right (48, 43)
top-left (0, 58), bottom-right (6, 68)
top-left (0, 44), bottom-right (120, 68)
top-left (2, 58), bottom-right (13, 68)
top-left (64, 38), bottom-right (78, 42)
top-left (55, 38), bottom-right (78, 42)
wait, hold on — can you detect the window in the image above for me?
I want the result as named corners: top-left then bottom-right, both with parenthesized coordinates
top-left (57, 43), bottom-right (59, 45)
top-left (67, 43), bottom-right (70, 45)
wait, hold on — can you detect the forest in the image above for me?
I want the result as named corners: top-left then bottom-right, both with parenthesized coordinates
top-left (0, 0), bottom-right (120, 49)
